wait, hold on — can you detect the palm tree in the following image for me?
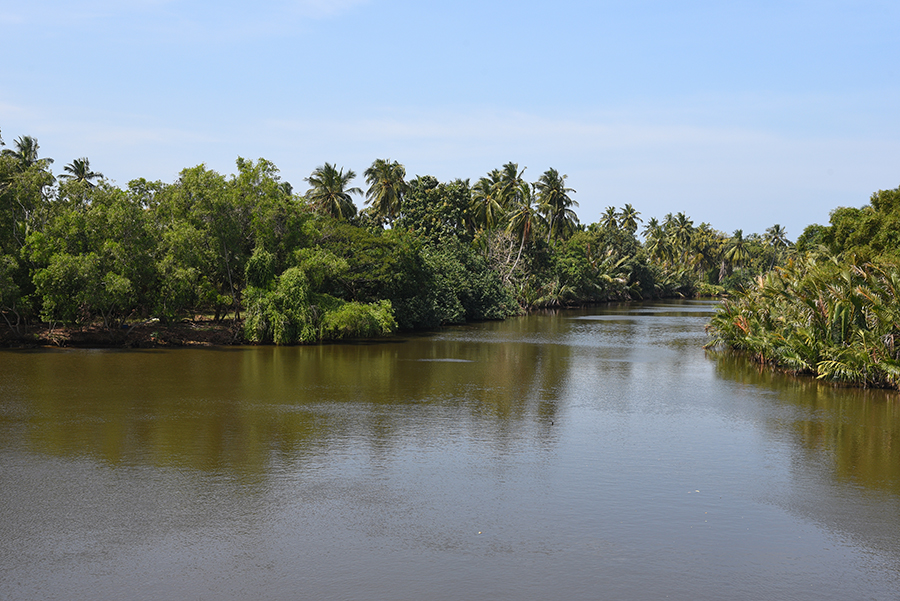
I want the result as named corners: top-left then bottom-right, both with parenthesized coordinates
top-left (304, 163), bottom-right (361, 220)
top-left (764, 224), bottom-right (789, 249)
top-left (505, 181), bottom-right (545, 276)
top-left (1, 135), bottom-right (53, 170)
top-left (364, 158), bottom-right (407, 225)
top-left (471, 170), bottom-right (505, 232)
top-left (764, 224), bottom-right (789, 268)
top-left (707, 257), bottom-right (900, 388)
top-left (534, 168), bottom-right (578, 241)
top-left (669, 212), bottom-right (694, 263)
top-left (59, 157), bottom-right (104, 186)
top-left (724, 229), bottom-right (750, 272)
top-left (618, 203), bottom-right (641, 235)
top-left (688, 222), bottom-right (722, 277)
top-left (497, 162), bottom-right (527, 208)
top-left (642, 217), bottom-right (672, 264)
top-left (600, 206), bottom-right (618, 230)
top-left (278, 181), bottom-right (294, 197)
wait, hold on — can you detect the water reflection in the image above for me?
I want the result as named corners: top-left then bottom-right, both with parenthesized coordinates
top-left (3, 300), bottom-right (900, 601)
top-left (0, 330), bottom-right (575, 473)
top-left (5, 302), bottom-right (898, 499)
top-left (711, 349), bottom-right (900, 495)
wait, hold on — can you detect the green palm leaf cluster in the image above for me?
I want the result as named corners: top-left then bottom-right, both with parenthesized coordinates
top-left (707, 255), bottom-right (900, 388)
top-left (304, 163), bottom-right (361, 220)
top-left (363, 159), bottom-right (407, 225)
top-left (59, 157), bottom-right (103, 186)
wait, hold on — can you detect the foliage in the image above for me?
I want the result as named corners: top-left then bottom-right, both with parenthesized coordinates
top-left (800, 185), bottom-right (900, 260)
top-left (395, 176), bottom-right (474, 243)
top-left (319, 299), bottom-right (396, 340)
top-left (0, 128), bottom-right (818, 351)
top-left (535, 168), bottom-right (578, 241)
top-left (243, 263), bottom-right (396, 345)
top-left (243, 266), bottom-right (318, 344)
top-left (304, 163), bottom-right (361, 221)
top-left (707, 256), bottom-right (900, 389)
top-left (363, 158), bottom-right (407, 225)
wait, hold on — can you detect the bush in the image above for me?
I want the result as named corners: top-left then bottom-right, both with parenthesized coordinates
top-left (319, 299), bottom-right (396, 340)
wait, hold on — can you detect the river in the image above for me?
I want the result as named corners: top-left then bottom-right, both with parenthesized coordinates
top-left (1, 300), bottom-right (899, 600)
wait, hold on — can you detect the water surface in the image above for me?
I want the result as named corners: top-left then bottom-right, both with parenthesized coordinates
top-left (2, 300), bottom-right (899, 600)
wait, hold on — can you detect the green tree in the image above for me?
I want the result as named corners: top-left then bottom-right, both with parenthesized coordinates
top-left (618, 203), bottom-right (641, 235)
top-left (153, 164), bottom-right (245, 320)
top-left (497, 162), bottom-right (527, 209)
top-left (642, 217), bottom-right (670, 263)
top-left (724, 229), bottom-right (750, 274)
top-left (668, 212), bottom-right (694, 263)
top-left (396, 176), bottom-right (474, 243)
top-left (505, 182), bottom-right (545, 278)
top-left (364, 158), bottom-right (407, 225)
top-left (59, 157), bottom-right (104, 186)
top-left (535, 168), bottom-right (578, 241)
top-left (764, 223), bottom-right (790, 268)
top-left (1, 135), bottom-right (53, 170)
top-left (27, 181), bottom-right (156, 329)
top-left (600, 206), bottom-right (618, 230)
top-left (471, 170), bottom-right (506, 232)
top-left (304, 163), bottom-right (361, 220)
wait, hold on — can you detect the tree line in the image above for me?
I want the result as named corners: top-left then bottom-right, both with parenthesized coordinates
top-left (1, 129), bottom-right (796, 345)
top-left (708, 186), bottom-right (900, 389)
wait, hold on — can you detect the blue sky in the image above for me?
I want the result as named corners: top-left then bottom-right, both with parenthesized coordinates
top-left (2, 0), bottom-right (898, 239)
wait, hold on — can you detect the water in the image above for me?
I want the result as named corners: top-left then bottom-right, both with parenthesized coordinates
top-left (2, 300), bottom-right (899, 600)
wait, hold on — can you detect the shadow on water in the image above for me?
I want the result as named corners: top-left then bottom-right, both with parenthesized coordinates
top-left (0, 327), bottom-right (574, 474)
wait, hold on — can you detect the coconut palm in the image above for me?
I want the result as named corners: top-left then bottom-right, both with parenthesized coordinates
top-left (534, 168), bottom-right (577, 241)
top-left (364, 158), bottom-right (407, 225)
top-left (669, 212), bottom-right (694, 262)
top-left (497, 162), bottom-right (527, 208)
top-left (1, 135), bottom-right (52, 170)
top-left (687, 223), bottom-right (722, 276)
top-left (505, 181), bottom-right (545, 276)
top-left (724, 229), bottom-right (750, 272)
top-left (600, 206), bottom-right (618, 230)
top-left (471, 170), bottom-right (505, 232)
top-left (278, 181), bottom-right (294, 197)
top-left (59, 157), bottom-right (104, 186)
top-left (618, 203), bottom-right (642, 235)
top-left (642, 217), bottom-right (671, 263)
top-left (304, 163), bottom-right (361, 220)
top-left (763, 223), bottom-right (790, 268)
top-left (764, 224), bottom-right (789, 250)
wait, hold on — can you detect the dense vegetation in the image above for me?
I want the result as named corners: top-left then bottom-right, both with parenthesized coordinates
top-left (2, 128), bottom-right (793, 346)
top-left (708, 186), bottom-right (900, 389)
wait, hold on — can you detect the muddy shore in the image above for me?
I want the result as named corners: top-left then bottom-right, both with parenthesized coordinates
top-left (0, 319), bottom-right (244, 349)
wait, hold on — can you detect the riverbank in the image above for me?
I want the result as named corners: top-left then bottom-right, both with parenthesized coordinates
top-left (0, 319), bottom-right (243, 349)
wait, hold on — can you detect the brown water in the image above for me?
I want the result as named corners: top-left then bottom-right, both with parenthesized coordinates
top-left (2, 300), bottom-right (899, 600)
